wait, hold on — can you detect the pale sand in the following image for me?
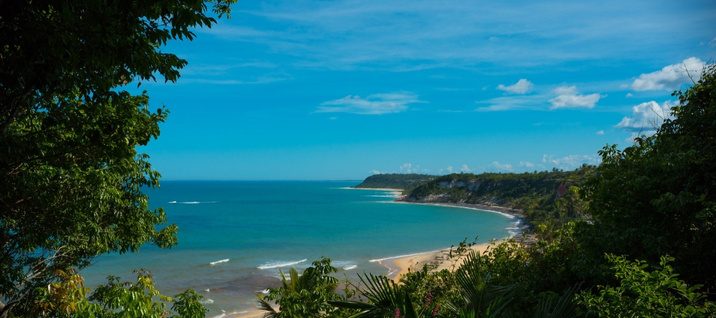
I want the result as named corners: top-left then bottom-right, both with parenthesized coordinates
top-left (213, 309), bottom-right (265, 318)
top-left (350, 187), bottom-right (405, 192)
top-left (376, 242), bottom-right (498, 282)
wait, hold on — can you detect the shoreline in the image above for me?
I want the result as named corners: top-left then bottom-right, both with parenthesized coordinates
top-left (390, 201), bottom-right (521, 219)
top-left (367, 190), bottom-right (525, 281)
top-left (347, 186), bottom-right (405, 192)
top-left (346, 186), bottom-right (524, 219)
top-left (236, 187), bottom-right (526, 315)
top-left (372, 242), bottom-right (498, 282)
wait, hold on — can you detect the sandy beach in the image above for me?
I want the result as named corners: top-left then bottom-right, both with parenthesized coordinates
top-left (231, 242), bottom-right (498, 317)
top-left (371, 242), bottom-right (497, 282)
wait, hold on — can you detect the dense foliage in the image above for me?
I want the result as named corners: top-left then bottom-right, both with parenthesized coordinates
top-left (355, 174), bottom-right (435, 191)
top-left (580, 66), bottom-right (716, 292)
top-left (1, 0), bottom-right (235, 316)
top-left (261, 66), bottom-right (716, 317)
top-left (578, 256), bottom-right (714, 317)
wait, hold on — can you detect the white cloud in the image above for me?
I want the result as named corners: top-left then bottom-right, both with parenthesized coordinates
top-left (491, 161), bottom-right (513, 171)
top-left (497, 79), bottom-right (533, 94)
top-left (370, 169), bottom-right (383, 175)
top-left (542, 154), bottom-right (599, 170)
top-left (317, 92), bottom-right (421, 115)
top-left (596, 130), bottom-right (605, 135)
top-left (519, 161), bottom-right (535, 168)
top-left (631, 57), bottom-right (707, 91)
top-left (460, 164), bottom-right (471, 172)
top-left (616, 101), bottom-right (675, 136)
top-left (399, 162), bottom-right (421, 173)
top-left (549, 86), bottom-right (601, 109)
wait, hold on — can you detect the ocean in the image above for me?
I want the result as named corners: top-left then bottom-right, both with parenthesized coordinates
top-left (81, 181), bottom-right (516, 316)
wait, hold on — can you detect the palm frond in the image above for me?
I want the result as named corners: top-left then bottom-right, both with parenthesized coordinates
top-left (451, 250), bottom-right (516, 318)
top-left (533, 285), bottom-right (579, 318)
top-left (257, 297), bottom-right (279, 318)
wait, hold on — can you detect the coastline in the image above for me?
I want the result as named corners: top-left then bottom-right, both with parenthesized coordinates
top-left (371, 242), bottom-right (497, 282)
top-left (233, 187), bottom-right (525, 316)
top-left (390, 201), bottom-right (521, 219)
top-left (347, 186), bottom-right (523, 219)
top-left (360, 188), bottom-right (525, 282)
top-left (347, 186), bottom-right (405, 192)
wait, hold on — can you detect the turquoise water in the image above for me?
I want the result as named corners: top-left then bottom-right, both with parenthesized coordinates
top-left (82, 181), bottom-right (515, 316)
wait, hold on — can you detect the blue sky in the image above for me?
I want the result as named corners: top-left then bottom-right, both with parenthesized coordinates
top-left (141, 0), bottom-right (715, 180)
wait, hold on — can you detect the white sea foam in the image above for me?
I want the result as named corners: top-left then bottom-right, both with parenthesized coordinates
top-left (331, 260), bottom-right (358, 270)
top-left (338, 187), bottom-right (402, 191)
top-left (388, 201), bottom-right (516, 219)
top-left (257, 259), bottom-right (307, 270)
top-left (366, 194), bottom-right (399, 198)
top-left (209, 258), bottom-right (230, 266)
top-left (211, 310), bottom-right (227, 318)
top-left (169, 200), bottom-right (218, 205)
top-left (200, 298), bottom-right (215, 304)
top-left (369, 250), bottom-right (441, 263)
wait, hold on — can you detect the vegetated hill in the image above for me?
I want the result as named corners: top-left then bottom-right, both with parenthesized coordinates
top-left (354, 173), bottom-right (435, 190)
top-left (406, 168), bottom-right (591, 215)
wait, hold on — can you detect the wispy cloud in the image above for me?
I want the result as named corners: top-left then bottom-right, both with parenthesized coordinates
top-left (178, 74), bottom-right (291, 85)
top-left (542, 154), bottom-right (599, 170)
top-left (631, 57), bottom-right (707, 91)
top-left (181, 62), bottom-right (277, 76)
top-left (475, 94), bottom-right (547, 112)
top-left (497, 79), bottom-right (534, 94)
top-left (519, 161), bottom-right (535, 169)
top-left (210, 1), bottom-right (714, 71)
top-left (490, 161), bottom-right (513, 171)
top-left (549, 86), bottom-right (600, 109)
top-left (399, 162), bottom-right (425, 173)
top-left (317, 92), bottom-right (421, 115)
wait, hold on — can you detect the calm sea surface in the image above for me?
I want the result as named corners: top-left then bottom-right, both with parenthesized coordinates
top-left (82, 181), bottom-right (515, 316)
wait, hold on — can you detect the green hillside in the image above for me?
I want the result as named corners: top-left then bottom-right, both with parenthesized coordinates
top-left (354, 173), bottom-right (435, 190)
top-left (405, 169), bottom-right (592, 222)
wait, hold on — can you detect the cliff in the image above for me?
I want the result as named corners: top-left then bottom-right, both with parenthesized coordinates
top-left (355, 173), bottom-right (435, 190)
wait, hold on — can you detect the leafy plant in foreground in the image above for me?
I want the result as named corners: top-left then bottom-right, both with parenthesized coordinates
top-left (578, 255), bottom-right (715, 317)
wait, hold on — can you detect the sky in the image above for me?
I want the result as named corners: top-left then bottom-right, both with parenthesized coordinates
top-left (141, 0), bottom-right (716, 180)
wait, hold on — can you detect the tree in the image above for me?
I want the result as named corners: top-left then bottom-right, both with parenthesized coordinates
top-left (0, 0), bottom-right (236, 316)
top-left (258, 258), bottom-right (356, 317)
top-left (581, 65), bottom-right (716, 292)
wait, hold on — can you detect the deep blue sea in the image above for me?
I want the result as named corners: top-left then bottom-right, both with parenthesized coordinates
top-left (82, 181), bottom-right (515, 316)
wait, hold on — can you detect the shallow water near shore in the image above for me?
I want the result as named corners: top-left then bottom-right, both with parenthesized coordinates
top-left (82, 181), bottom-right (515, 316)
